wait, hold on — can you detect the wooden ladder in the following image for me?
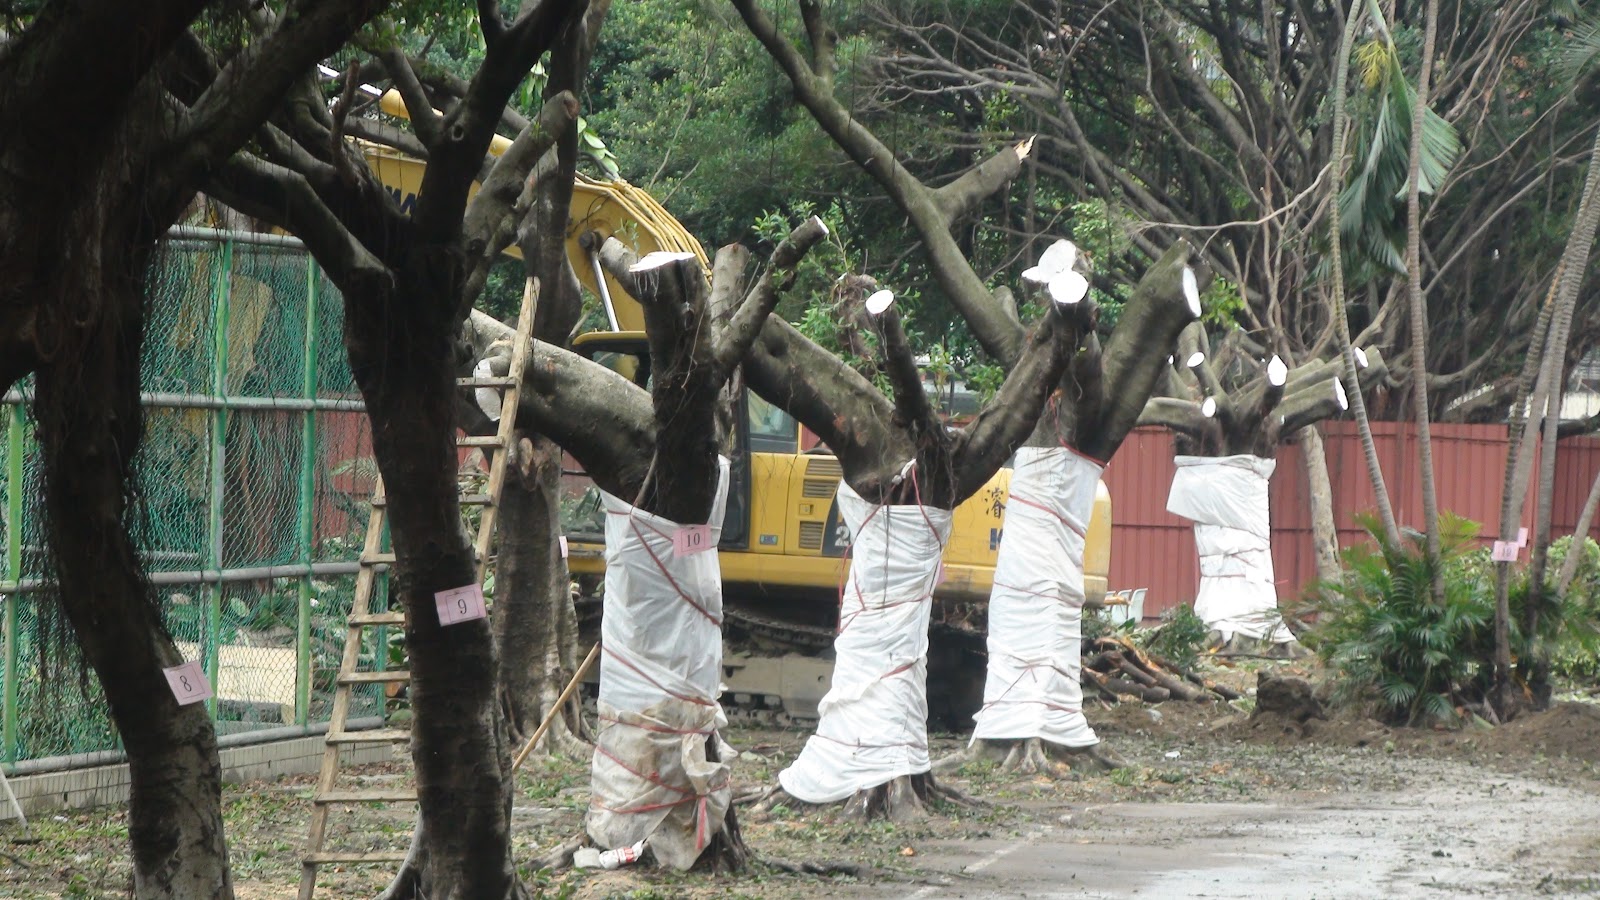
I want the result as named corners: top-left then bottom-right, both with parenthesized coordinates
top-left (298, 282), bottom-right (536, 899)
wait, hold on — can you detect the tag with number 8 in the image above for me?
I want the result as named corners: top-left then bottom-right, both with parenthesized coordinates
top-left (164, 660), bottom-right (213, 706)
top-left (673, 524), bottom-right (713, 557)
top-left (435, 584), bottom-right (488, 625)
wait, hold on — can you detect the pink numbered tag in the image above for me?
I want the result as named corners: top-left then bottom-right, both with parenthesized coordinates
top-left (1491, 540), bottom-right (1519, 563)
top-left (164, 661), bottom-right (213, 706)
top-left (558, 535), bottom-right (569, 559)
top-left (673, 524), bottom-right (713, 557)
top-left (1516, 527), bottom-right (1529, 548)
top-left (435, 584), bottom-right (488, 625)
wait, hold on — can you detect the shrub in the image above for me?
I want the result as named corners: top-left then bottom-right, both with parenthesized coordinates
top-left (1306, 513), bottom-right (1490, 726)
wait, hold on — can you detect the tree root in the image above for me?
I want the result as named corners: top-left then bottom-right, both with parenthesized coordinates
top-left (374, 820), bottom-right (424, 900)
top-left (946, 738), bottom-right (1127, 778)
top-left (841, 773), bottom-right (981, 823)
top-left (760, 856), bottom-right (869, 878)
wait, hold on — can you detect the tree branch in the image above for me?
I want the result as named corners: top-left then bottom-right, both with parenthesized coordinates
top-left (713, 216), bottom-right (831, 372)
top-left (175, 0), bottom-right (385, 182)
top-left (460, 91), bottom-right (579, 257)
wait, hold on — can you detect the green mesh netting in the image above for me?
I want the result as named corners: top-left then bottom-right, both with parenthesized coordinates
top-left (0, 232), bottom-right (389, 763)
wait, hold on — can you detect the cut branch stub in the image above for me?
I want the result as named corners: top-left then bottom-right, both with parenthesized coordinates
top-left (1074, 241), bottom-right (1204, 460)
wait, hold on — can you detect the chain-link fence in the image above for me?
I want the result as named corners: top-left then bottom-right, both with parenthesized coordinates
top-left (1, 227), bottom-right (393, 764)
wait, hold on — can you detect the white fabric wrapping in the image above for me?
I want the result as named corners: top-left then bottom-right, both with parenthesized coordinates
top-left (587, 458), bottom-right (732, 870)
top-left (1166, 454), bottom-right (1294, 643)
top-left (971, 447), bottom-right (1101, 747)
top-left (472, 357), bottom-right (502, 422)
top-left (778, 483), bottom-right (953, 803)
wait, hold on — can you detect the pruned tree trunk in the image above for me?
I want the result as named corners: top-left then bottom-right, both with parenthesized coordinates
top-left (1140, 333), bottom-right (1387, 648)
top-left (576, 222), bottom-right (828, 868)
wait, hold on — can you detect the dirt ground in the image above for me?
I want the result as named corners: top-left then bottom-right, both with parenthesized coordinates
top-left (4, 661), bottom-right (1599, 899)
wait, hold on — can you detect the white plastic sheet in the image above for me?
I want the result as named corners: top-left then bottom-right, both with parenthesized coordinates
top-left (587, 458), bottom-right (733, 870)
top-left (1166, 454), bottom-right (1294, 643)
top-left (472, 357), bottom-right (502, 422)
top-left (778, 482), bottom-right (953, 803)
top-left (971, 447), bottom-right (1101, 747)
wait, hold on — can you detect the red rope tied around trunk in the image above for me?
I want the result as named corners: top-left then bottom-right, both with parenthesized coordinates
top-left (1004, 492), bottom-right (1088, 539)
top-left (600, 644), bottom-right (717, 708)
top-left (607, 509), bottom-right (723, 627)
top-left (591, 742), bottom-right (728, 852)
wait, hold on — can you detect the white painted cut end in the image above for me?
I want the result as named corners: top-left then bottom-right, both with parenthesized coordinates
top-left (1167, 355), bottom-right (1174, 365)
top-left (865, 289), bottom-right (896, 316)
top-left (629, 250), bottom-right (697, 273)
top-left (1354, 346), bottom-right (1370, 368)
top-left (1050, 271), bottom-right (1089, 305)
top-left (1182, 267), bottom-right (1201, 316)
top-left (1334, 377), bottom-right (1349, 411)
top-left (1267, 355), bottom-right (1288, 386)
top-left (1022, 239), bottom-right (1077, 285)
top-left (1186, 351), bottom-right (1205, 369)
top-left (808, 215), bottom-right (830, 238)
top-left (1202, 396), bottom-right (1217, 418)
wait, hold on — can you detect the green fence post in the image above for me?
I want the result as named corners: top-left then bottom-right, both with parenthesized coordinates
top-left (3, 403), bottom-right (24, 761)
top-left (205, 240), bottom-right (233, 716)
top-left (296, 260), bottom-right (320, 726)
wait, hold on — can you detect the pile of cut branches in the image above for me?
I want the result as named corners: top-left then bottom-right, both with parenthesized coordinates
top-left (1080, 636), bottom-right (1240, 703)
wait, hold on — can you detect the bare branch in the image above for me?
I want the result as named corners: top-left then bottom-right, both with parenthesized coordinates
top-left (176, 0), bottom-right (385, 180)
top-left (377, 40), bottom-right (443, 144)
top-left (713, 216), bottom-right (831, 371)
top-left (461, 90), bottom-right (579, 253)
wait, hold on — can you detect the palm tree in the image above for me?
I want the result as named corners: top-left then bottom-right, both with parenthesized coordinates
top-left (1488, 18), bottom-right (1600, 716)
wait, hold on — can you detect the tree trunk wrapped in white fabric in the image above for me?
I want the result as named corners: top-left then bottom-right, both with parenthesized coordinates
top-left (587, 459), bottom-right (733, 870)
top-left (971, 446), bottom-right (1102, 747)
top-left (1166, 454), bottom-right (1294, 643)
top-left (778, 483), bottom-right (952, 803)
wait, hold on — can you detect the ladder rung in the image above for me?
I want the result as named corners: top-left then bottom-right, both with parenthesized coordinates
top-left (304, 851), bottom-right (410, 864)
top-left (363, 552), bottom-right (396, 565)
top-left (347, 611), bottom-right (406, 627)
top-left (326, 729), bottom-right (411, 744)
top-left (457, 376), bottom-right (517, 388)
top-left (314, 789), bottom-right (418, 804)
top-left (338, 670), bottom-right (410, 685)
top-left (457, 436), bottom-right (505, 448)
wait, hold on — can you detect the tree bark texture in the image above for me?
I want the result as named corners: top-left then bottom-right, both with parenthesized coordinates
top-left (0, 4), bottom-right (390, 889)
top-left (32, 240), bottom-right (235, 900)
top-left (345, 256), bottom-right (525, 899)
top-left (493, 432), bottom-right (586, 753)
top-left (1297, 426), bottom-right (1344, 587)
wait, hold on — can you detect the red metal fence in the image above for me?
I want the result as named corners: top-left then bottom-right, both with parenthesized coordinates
top-left (1104, 423), bottom-right (1600, 620)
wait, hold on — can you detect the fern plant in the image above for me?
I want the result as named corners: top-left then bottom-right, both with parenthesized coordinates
top-left (1307, 512), bottom-right (1489, 725)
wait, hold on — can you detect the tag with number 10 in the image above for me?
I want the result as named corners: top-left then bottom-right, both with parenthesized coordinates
top-left (674, 524), bottom-right (713, 557)
top-left (435, 584), bottom-right (488, 626)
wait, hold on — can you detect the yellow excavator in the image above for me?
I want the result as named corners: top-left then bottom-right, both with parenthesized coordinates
top-left (359, 94), bottom-right (1112, 725)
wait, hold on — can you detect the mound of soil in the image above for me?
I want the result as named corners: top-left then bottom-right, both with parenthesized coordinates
top-left (1473, 702), bottom-right (1600, 763)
